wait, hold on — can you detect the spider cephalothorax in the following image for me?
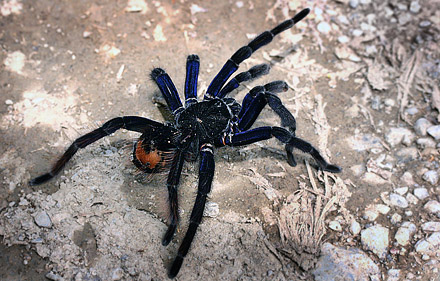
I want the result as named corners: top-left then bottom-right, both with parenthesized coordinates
top-left (29, 8), bottom-right (341, 278)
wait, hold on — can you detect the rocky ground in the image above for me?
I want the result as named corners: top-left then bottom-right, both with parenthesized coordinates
top-left (0, 0), bottom-right (439, 280)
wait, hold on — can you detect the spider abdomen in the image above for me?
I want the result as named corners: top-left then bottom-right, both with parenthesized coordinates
top-left (132, 124), bottom-right (178, 173)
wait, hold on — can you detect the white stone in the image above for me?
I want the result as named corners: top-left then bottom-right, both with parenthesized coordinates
top-left (421, 222), bottom-right (440, 232)
top-left (424, 200), bottom-right (440, 214)
top-left (350, 220), bottom-right (361, 235)
top-left (427, 125), bottom-right (440, 140)
top-left (329, 221), bottom-right (342, 231)
top-left (395, 222), bottom-right (416, 246)
top-left (414, 187), bottom-right (429, 200)
top-left (417, 138), bottom-right (436, 148)
top-left (361, 225), bottom-right (389, 259)
top-left (387, 269), bottom-right (401, 281)
top-left (406, 193), bottom-right (418, 205)
top-left (389, 193), bottom-right (409, 208)
top-left (422, 170), bottom-right (439, 185)
top-left (390, 213), bottom-right (402, 224)
top-left (394, 187), bottom-right (408, 195)
top-left (317, 22), bottom-right (331, 33)
top-left (410, 1), bottom-right (421, 13)
top-left (415, 232), bottom-right (440, 255)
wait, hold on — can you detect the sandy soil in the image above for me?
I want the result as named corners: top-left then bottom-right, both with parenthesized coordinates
top-left (1, 0), bottom-right (439, 280)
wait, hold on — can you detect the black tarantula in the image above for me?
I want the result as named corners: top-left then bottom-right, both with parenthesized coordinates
top-left (30, 8), bottom-right (341, 278)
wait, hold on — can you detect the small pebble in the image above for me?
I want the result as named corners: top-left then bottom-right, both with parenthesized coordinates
top-left (350, 220), bottom-right (361, 235)
top-left (394, 222), bottom-right (416, 246)
top-left (390, 213), bottom-right (402, 224)
top-left (414, 118), bottom-right (433, 136)
top-left (398, 13), bottom-right (411, 25)
top-left (389, 193), bottom-right (409, 208)
top-left (427, 125), bottom-right (440, 140)
top-left (329, 221), bottom-right (342, 231)
top-left (5, 99), bottom-right (13, 105)
top-left (317, 22), bottom-right (331, 33)
top-left (395, 147), bottom-right (418, 163)
top-left (424, 200), bottom-right (440, 214)
top-left (394, 187), bottom-right (408, 195)
top-left (338, 15), bottom-right (350, 25)
top-left (401, 172), bottom-right (415, 186)
top-left (415, 232), bottom-right (440, 254)
top-left (112, 267), bottom-right (124, 280)
top-left (387, 269), bottom-right (401, 281)
top-left (34, 211), bottom-right (52, 228)
top-left (385, 127), bottom-right (414, 147)
top-left (405, 107), bottom-right (418, 115)
top-left (419, 20), bottom-right (431, 27)
top-left (417, 138), bottom-right (436, 148)
top-left (338, 35), bottom-right (350, 44)
top-left (421, 222), bottom-right (440, 232)
top-left (349, 0), bottom-right (359, 8)
top-left (409, 1), bottom-right (421, 13)
top-left (352, 29), bottom-right (363, 37)
top-left (361, 225), bottom-right (389, 259)
top-left (414, 187), bottom-right (429, 200)
top-left (422, 170), bottom-right (439, 185)
top-left (406, 193), bottom-right (418, 205)
top-left (204, 201), bottom-right (220, 217)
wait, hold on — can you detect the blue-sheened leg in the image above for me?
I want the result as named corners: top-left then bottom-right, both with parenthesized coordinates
top-left (204, 8), bottom-right (310, 99)
top-left (168, 144), bottom-right (215, 278)
top-left (216, 64), bottom-right (270, 99)
top-left (238, 81), bottom-right (296, 132)
top-left (185, 55), bottom-right (200, 106)
top-left (151, 68), bottom-right (184, 114)
top-left (215, 126), bottom-right (341, 173)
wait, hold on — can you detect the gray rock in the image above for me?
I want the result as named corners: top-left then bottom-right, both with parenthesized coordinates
top-left (414, 118), bottom-right (433, 136)
top-left (401, 171), bottom-right (415, 186)
top-left (410, 1), bottom-right (421, 13)
top-left (389, 193), bottom-right (409, 208)
top-left (112, 267), bottom-right (124, 280)
top-left (424, 200), bottom-right (440, 214)
top-left (361, 225), bottom-right (389, 259)
top-left (421, 222), bottom-right (440, 232)
top-left (417, 138), bottom-right (436, 148)
top-left (420, 20), bottom-right (431, 27)
top-left (313, 243), bottom-right (381, 281)
top-left (414, 187), bottom-right (429, 200)
top-left (34, 211), bottom-right (52, 228)
top-left (427, 125), bottom-right (440, 140)
top-left (385, 127), bottom-right (414, 147)
top-left (338, 15), bottom-right (350, 25)
top-left (395, 147), bottom-right (418, 163)
top-left (422, 170), bottom-right (439, 185)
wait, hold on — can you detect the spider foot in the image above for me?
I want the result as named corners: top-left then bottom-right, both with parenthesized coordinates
top-left (29, 173), bottom-right (53, 186)
top-left (162, 224), bottom-right (176, 246)
top-left (168, 255), bottom-right (183, 279)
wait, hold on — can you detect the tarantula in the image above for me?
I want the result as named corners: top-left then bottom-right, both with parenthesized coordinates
top-left (30, 8), bottom-right (341, 278)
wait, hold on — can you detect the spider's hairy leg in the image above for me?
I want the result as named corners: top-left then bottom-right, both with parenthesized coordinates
top-left (204, 8), bottom-right (310, 98)
top-left (215, 126), bottom-right (341, 173)
top-left (151, 68), bottom-right (184, 115)
top-left (29, 116), bottom-right (163, 186)
top-left (184, 55), bottom-right (200, 106)
top-left (168, 145), bottom-right (215, 278)
top-left (217, 63), bottom-right (270, 98)
top-left (238, 81), bottom-right (296, 132)
top-left (162, 151), bottom-right (185, 246)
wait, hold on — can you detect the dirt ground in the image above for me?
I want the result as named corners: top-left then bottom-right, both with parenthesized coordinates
top-left (1, 0), bottom-right (439, 280)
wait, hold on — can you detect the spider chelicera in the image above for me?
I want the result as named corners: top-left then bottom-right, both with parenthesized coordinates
top-left (29, 8), bottom-right (341, 278)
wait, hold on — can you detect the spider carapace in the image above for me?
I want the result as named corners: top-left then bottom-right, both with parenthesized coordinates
top-left (29, 8), bottom-right (341, 278)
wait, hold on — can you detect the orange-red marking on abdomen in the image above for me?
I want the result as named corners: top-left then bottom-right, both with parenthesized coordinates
top-left (135, 141), bottom-right (161, 169)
